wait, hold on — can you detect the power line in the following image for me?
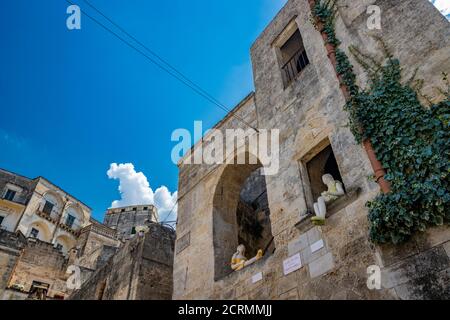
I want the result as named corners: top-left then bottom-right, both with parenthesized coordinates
top-left (160, 201), bottom-right (178, 225)
top-left (65, 0), bottom-right (259, 132)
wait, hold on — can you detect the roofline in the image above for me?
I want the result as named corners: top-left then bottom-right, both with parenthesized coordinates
top-left (106, 204), bottom-right (156, 212)
top-left (250, 0), bottom-right (291, 51)
top-left (177, 91), bottom-right (255, 166)
top-left (1, 168), bottom-right (92, 210)
top-left (0, 168), bottom-right (34, 183)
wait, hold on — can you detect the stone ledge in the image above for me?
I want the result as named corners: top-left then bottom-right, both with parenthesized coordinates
top-left (294, 187), bottom-right (361, 232)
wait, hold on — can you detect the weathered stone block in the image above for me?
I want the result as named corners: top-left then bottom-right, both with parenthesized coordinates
top-left (287, 233), bottom-right (308, 256)
top-left (308, 252), bottom-right (335, 279)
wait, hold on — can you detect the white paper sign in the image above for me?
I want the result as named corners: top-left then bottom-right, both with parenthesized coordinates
top-left (283, 253), bottom-right (302, 276)
top-left (252, 272), bottom-right (263, 284)
top-left (310, 239), bottom-right (324, 253)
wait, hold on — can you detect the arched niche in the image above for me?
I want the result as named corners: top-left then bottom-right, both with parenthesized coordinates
top-left (54, 234), bottom-right (76, 255)
top-left (213, 153), bottom-right (274, 280)
top-left (27, 220), bottom-right (52, 242)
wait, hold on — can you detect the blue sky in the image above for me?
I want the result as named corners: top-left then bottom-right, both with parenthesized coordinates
top-left (0, 0), bottom-right (287, 222)
top-left (0, 1), bottom-right (448, 223)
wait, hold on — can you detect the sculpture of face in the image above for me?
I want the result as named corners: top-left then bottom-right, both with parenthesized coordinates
top-left (237, 244), bottom-right (246, 255)
top-left (322, 174), bottom-right (334, 185)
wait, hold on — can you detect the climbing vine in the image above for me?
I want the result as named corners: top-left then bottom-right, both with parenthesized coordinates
top-left (311, 0), bottom-right (450, 244)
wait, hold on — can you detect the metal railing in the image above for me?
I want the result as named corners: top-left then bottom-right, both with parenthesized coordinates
top-left (36, 204), bottom-right (61, 224)
top-left (281, 49), bottom-right (309, 87)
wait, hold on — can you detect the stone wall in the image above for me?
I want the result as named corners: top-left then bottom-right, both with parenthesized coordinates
top-left (76, 221), bottom-right (121, 270)
top-left (7, 238), bottom-right (69, 298)
top-left (69, 223), bottom-right (175, 300)
top-left (173, 0), bottom-right (450, 300)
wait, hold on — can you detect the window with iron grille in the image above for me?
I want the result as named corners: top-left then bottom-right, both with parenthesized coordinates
top-left (279, 29), bottom-right (309, 88)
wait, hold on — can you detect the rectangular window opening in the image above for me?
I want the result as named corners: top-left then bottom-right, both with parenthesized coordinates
top-left (279, 29), bottom-right (309, 88)
top-left (42, 201), bottom-right (54, 215)
top-left (66, 215), bottom-right (76, 228)
top-left (30, 228), bottom-right (39, 238)
top-left (4, 189), bottom-right (16, 201)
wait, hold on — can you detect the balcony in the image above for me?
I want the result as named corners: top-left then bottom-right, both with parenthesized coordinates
top-left (35, 206), bottom-right (61, 225)
top-left (59, 220), bottom-right (82, 237)
top-left (281, 49), bottom-right (309, 87)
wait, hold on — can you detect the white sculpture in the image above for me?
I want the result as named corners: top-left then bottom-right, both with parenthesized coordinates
top-left (135, 225), bottom-right (149, 236)
top-left (231, 244), bottom-right (263, 271)
top-left (312, 174), bottom-right (345, 225)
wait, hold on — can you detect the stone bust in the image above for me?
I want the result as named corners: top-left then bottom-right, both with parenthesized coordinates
top-left (231, 244), bottom-right (263, 271)
top-left (312, 174), bottom-right (345, 225)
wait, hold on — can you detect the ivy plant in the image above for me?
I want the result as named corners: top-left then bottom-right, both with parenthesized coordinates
top-left (311, 0), bottom-right (450, 244)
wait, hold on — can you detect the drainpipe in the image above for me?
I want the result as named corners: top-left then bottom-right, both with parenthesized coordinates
top-left (308, 0), bottom-right (390, 194)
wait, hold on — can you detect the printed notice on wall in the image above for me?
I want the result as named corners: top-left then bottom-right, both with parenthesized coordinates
top-left (252, 272), bottom-right (263, 284)
top-left (283, 253), bottom-right (302, 276)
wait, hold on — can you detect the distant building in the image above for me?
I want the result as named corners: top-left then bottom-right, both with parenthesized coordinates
top-left (0, 168), bottom-right (91, 255)
top-left (104, 205), bottom-right (159, 240)
top-left (0, 168), bottom-right (174, 300)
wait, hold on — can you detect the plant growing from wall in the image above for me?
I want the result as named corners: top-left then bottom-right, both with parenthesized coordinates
top-left (310, 0), bottom-right (450, 244)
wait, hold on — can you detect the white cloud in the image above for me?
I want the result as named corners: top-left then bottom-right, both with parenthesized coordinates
top-left (107, 163), bottom-right (178, 226)
top-left (430, 0), bottom-right (450, 19)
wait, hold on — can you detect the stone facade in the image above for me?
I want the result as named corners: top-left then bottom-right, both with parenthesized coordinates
top-left (69, 223), bottom-right (175, 300)
top-left (173, 0), bottom-right (450, 300)
top-left (0, 169), bottom-right (174, 300)
top-left (0, 168), bottom-right (91, 255)
top-left (104, 205), bottom-right (159, 240)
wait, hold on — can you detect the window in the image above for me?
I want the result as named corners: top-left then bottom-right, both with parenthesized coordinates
top-left (280, 30), bottom-right (309, 87)
top-left (0, 216), bottom-right (4, 226)
top-left (30, 228), bottom-right (39, 238)
top-left (274, 18), bottom-right (310, 88)
top-left (133, 207), bottom-right (137, 211)
top-left (66, 215), bottom-right (76, 228)
top-left (42, 201), bottom-right (54, 215)
top-left (4, 189), bottom-right (16, 201)
top-left (131, 227), bottom-right (136, 235)
top-left (28, 281), bottom-right (49, 300)
top-left (121, 209), bottom-right (125, 213)
top-left (300, 141), bottom-right (345, 214)
top-left (55, 243), bottom-right (63, 251)
top-left (143, 207), bottom-right (148, 211)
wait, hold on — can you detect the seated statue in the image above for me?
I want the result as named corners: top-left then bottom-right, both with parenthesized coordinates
top-left (231, 244), bottom-right (264, 271)
top-left (312, 174), bottom-right (345, 225)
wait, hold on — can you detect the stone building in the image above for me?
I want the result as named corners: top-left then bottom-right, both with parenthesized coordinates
top-left (68, 223), bottom-right (175, 300)
top-left (173, 0), bottom-right (450, 300)
top-left (104, 205), bottom-right (159, 240)
top-left (0, 168), bottom-right (91, 255)
top-left (0, 168), bottom-right (174, 300)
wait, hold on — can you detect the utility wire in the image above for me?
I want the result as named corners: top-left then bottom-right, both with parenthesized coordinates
top-left (65, 0), bottom-right (258, 133)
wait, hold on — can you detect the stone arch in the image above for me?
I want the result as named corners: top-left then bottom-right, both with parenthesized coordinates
top-left (212, 152), bottom-right (274, 280)
top-left (54, 234), bottom-right (76, 254)
top-left (62, 204), bottom-right (84, 230)
top-left (41, 190), bottom-right (65, 214)
top-left (28, 220), bottom-right (52, 242)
